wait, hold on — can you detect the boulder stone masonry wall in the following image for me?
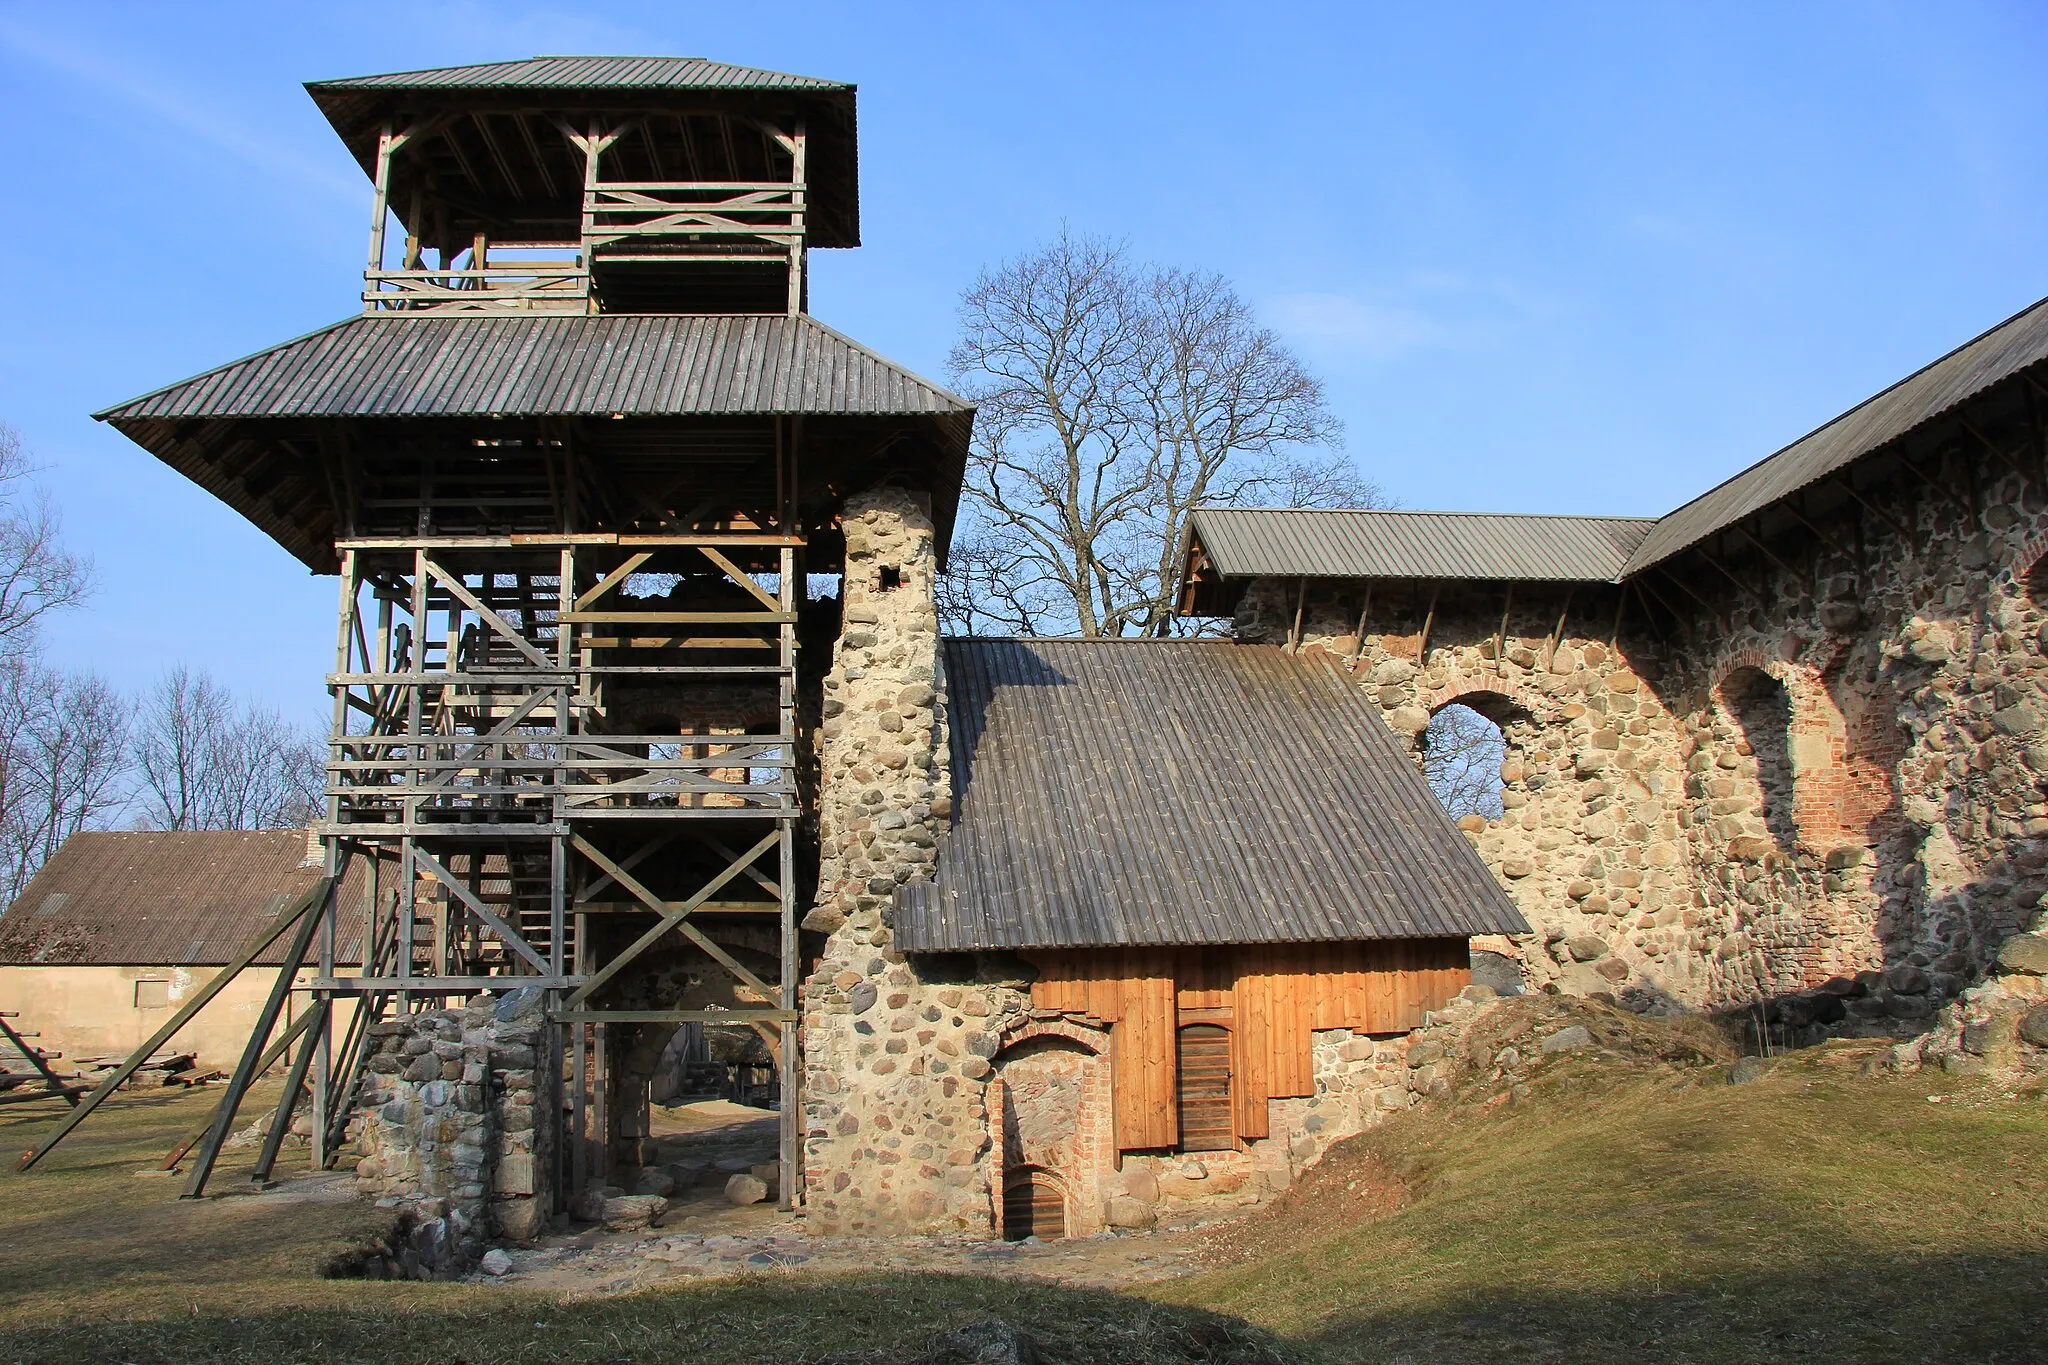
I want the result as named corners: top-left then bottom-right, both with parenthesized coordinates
top-left (1235, 457), bottom-right (2048, 1031)
top-left (352, 986), bottom-right (555, 1274)
top-left (799, 488), bottom-right (1030, 1235)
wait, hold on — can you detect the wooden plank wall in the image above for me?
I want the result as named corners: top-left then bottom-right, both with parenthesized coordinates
top-left (1024, 939), bottom-right (1471, 1152)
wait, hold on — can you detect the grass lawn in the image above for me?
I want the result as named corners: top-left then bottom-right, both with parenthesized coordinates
top-left (2, 1022), bottom-right (2045, 1363)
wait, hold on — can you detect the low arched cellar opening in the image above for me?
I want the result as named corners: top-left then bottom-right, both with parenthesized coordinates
top-left (988, 1027), bottom-right (1113, 1241)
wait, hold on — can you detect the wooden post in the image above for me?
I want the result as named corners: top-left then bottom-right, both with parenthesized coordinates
top-left (1287, 577), bottom-right (1308, 652)
top-left (1348, 585), bottom-right (1373, 665)
top-left (788, 120), bottom-right (808, 315)
top-left (1417, 585), bottom-right (1440, 665)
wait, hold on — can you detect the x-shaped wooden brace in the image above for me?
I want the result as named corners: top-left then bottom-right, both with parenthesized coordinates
top-left (564, 830), bottom-right (781, 1010)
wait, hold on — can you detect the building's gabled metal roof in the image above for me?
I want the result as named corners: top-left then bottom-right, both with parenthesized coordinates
top-left (0, 832), bottom-right (366, 967)
top-left (307, 56), bottom-right (851, 93)
top-left (1188, 508), bottom-right (1655, 584)
top-left (894, 639), bottom-right (1528, 953)
top-left (1621, 294), bottom-right (2048, 576)
top-left (96, 314), bottom-right (970, 421)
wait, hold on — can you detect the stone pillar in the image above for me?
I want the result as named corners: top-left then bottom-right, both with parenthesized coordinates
top-left (799, 488), bottom-right (1021, 1234)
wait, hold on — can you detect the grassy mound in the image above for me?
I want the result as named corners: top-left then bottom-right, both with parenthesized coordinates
top-left (1154, 998), bottom-right (2048, 1362)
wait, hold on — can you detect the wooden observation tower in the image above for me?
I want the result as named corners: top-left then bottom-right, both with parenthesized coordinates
top-left (96, 56), bottom-right (973, 1207)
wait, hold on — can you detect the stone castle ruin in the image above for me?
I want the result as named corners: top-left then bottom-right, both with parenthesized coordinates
top-left (90, 55), bottom-right (2048, 1262)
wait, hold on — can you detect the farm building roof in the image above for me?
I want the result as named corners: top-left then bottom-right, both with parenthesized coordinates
top-left (893, 639), bottom-right (1528, 952)
top-left (0, 832), bottom-right (366, 967)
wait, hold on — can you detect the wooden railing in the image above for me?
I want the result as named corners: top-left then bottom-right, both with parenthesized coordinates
top-left (363, 260), bottom-right (590, 313)
top-left (582, 181), bottom-right (805, 256)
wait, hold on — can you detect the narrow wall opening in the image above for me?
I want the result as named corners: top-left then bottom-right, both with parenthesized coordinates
top-left (1722, 668), bottom-right (1797, 851)
top-left (1420, 701), bottom-right (1508, 821)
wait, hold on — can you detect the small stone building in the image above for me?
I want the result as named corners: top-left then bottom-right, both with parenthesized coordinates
top-left (0, 831), bottom-right (362, 1068)
top-left (803, 630), bottom-right (1524, 1237)
top-left (1181, 292), bottom-right (2048, 1038)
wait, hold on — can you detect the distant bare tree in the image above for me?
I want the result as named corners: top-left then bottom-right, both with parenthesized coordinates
top-left (1421, 703), bottom-right (1507, 821)
top-left (0, 425), bottom-right (90, 649)
top-left (0, 657), bottom-right (129, 905)
top-left (945, 232), bottom-right (1387, 637)
top-left (134, 666), bottom-right (324, 831)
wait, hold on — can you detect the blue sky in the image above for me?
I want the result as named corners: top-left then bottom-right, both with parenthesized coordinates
top-left (2, 1), bottom-right (2045, 719)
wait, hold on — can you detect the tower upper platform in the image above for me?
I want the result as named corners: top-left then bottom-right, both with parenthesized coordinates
top-left (308, 56), bottom-right (859, 315)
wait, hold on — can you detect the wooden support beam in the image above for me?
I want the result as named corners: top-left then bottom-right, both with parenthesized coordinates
top-left (1417, 585), bottom-right (1440, 663)
top-left (182, 886), bottom-right (329, 1198)
top-left (16, 879), bottom-right (331, 1172)
top-left (411, 848), bottom-right (552, 975)
top-left (0, 1015), bottom-right (77, 1107)
top-left (1828, 474), bottom-right (1915, 547)
top-left (1287, 577), bottom-right (1308, 652)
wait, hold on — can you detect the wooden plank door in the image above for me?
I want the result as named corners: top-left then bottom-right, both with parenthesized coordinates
top-left (1175, 1023), bottom-right (1235, 1152)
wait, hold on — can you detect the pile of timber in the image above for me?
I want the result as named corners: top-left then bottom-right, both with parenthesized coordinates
top-left (0, 1011), bottom-right (85, 1106)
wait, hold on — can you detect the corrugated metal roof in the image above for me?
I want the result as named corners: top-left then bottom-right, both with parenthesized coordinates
top-left (895, 639), bottom-right (1527, 952)
top-left (1189, 508), bottom-right (1654, 583)
top-left (0, 832), bottom-right (365, 967)
top-left (307, 56), bottom-right (850, 93)
top-left (97, 314), bottom-right (971, 422)
top-left (1624, 294), bottom-right (2048, 574)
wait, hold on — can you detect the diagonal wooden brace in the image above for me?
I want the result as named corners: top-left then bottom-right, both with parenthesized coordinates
top-left (422, 558), bottom-right (552, 667)
top-left (411, 847), bottom-right (553, 975)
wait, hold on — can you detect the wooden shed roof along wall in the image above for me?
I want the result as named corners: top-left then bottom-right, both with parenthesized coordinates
top-left (1180, 291), bottom-right (2048, 603)
top-left (893, 639), bottom-right (1528, 952)
top-left (0, 831), bottom-right (368, 967)
top-left (1026, 939), bottom-right (1471, 1152)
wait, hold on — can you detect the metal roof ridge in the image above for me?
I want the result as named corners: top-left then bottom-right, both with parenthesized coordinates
top-left (796, 312), bottom-right (975, 410)
top-left (1625, 290), bottom-right (2048, 574)
top-left (307, 54), bottom-right (852, 91)
top-left (92, 317), bottom-right (360, 421)
top-left (1194, 505), bottom-right (1660, 523)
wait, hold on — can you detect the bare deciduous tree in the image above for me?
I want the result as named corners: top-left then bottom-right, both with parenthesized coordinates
top-left (1421, 703), bottom-right (1507, 821)
top-left (945, 232), bottom-right (1387, 636)
top-left (0, 424), bottom-right (90, 649)
top-left (0, 656), bottom-right (129, 906)
top-left (134, 666), bottom-right (324, 832)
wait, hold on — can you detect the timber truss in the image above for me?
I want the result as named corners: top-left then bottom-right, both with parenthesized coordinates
top-left (309, 532), bottom-right (805, 1204)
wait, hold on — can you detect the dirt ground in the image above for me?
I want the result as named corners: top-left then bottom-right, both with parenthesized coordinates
top-left (497, 1099), bottom-right (1213, 1297)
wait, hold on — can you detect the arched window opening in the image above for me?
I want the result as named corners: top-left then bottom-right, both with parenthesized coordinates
top-left (1002, 1171), bottom-right (1066, 1241)
top-left (1175, 1023), bottom-right (1235, 1152)
top-left (1724, 668), bottom-right (1796, 850)
top-left (1421, 703), bottom-right (1507, 821)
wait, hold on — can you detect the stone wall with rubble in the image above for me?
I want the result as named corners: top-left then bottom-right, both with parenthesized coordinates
top-left (798, 488), bottom-right (1030, 1235)
top-left (1232, 457), bottom-right (2048, 1027)
top-left (351, 986), bottom-right (554, 1274)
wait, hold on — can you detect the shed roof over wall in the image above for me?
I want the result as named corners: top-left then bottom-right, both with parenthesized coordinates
top-left (1621, 294), bottom-right (2048, 574)
top-left (1184, 293), bottom-right (2048, 596)
top-left (894, 639), bottom-right (1528, 952)
top-left (1188, 508), bottom-right (1655, 584)
top-left (0, 832), bottom-right (363, 967)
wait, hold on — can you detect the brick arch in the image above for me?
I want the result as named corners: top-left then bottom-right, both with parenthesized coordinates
top-left (1419, 678), bottom-right (1545, 721)
top-left (2011, 527), bottom-right (2048, 591)
top-left (994, 1016), bottom-right (1108, 1058)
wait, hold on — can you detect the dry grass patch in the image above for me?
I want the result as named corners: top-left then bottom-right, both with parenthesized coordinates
top-left (1156, 1013), bottom-right (2048, 1363)
top-left (0, 1086), bottom-right (1289, 1364)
